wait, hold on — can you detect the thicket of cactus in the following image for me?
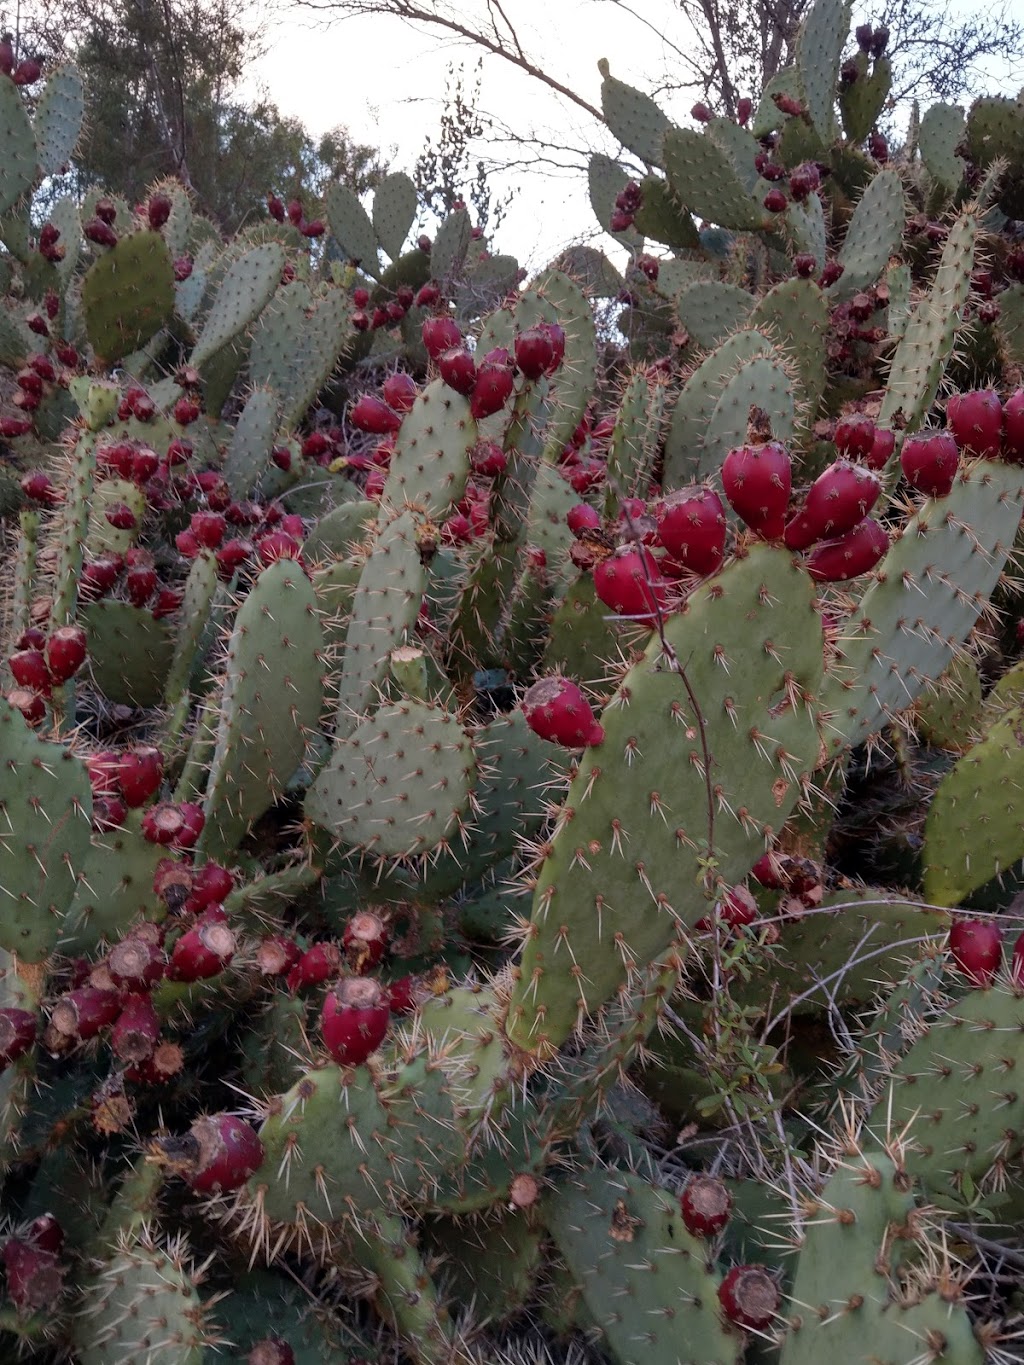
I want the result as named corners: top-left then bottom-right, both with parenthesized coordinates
top-left (5, 2), bottom-right (1024, 1361)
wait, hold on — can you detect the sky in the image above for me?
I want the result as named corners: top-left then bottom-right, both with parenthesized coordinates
top-left (240, 0), bottom-right (1022, 272)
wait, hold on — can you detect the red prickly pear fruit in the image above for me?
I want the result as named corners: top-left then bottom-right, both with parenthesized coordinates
top-left (256, 530), bottom-right (303, 567)
top-left (900, 431), bottom-right (959, 497)
top-left (721, 442), bottom-right (792, 539)
top-left (783, 460), bottom-right (881, 550)
top-left (190, 511), bottom-right (227, 549)
top-left (717, 1265), bottom-right (780, 1330)
top-left (820, 261), bottom-right (843, 287)
top-left (751, 852), bottom-right (784, 889)
top-left (763, 188), bottom-right (787, 213)
top-left (95, 198), bottom-right (117, 225)
top-left (438, 346), bottom-right (477, 396)
top-left (173, 396), bottom-right (200, 425)
top-left (49, 986), bottom-right (121, 1043)
top-left (415, 283), bottom-right (440, 308)
top-left (301, 430), bottom-right (330, 460)
top-left (422, 315), bottom-right (462, 358)
top-left (441, 511), bottom-right (473, 544)
top-left (1002, 389), bottom-right (1024, 462)
top-left (514, 325), bottom-right (555, 380)
top-left (594, 544), bottom-right (670, 619)
top-left (7, 688), bottom-right (45, 725)
top-left (248, 1340), bottom-right (295, 1365)
top-left (29, 354), bottom-right (55, 382)
top-left (169, 913), bottom-right (236, 982)
top-left (125, 564), bottom-right (158, 608)
top-left (286, 198), bottom-right (303, 226)
top-left (654, 486), bottom-right (727, 575)
top-left (104, 501), bottom-right (138, 531)
top-left (948, 918), bottom-right (1002, 986)
top-left (1010, 930), bottom-right (1024, 986)
top-left (300, 219), bottom-right (325, 238)
top-left (567, 503), bottom-right (601, 537)
top-left (679, 1174), bottom-right (733, 1236)
top-left (215, 539), bottom-right (252, 578)
top-left (793, 253), bottom-right (816, 278)
top-left (117, 746), bottom-right (163, 807)
top-left (396, 285), bottom-right (415, 309)
top-left (418, 234), bottom-right (433, 252)
top-left (9, 648), bottom-right (51, 695)
top-left (471, 440), bottom-right (508, 476)
top-left (140, 802), bottom-right (188, 846)
top-left (84, 217), bottom-right (118, 247)
top-left (736, 96), bottom-right (752, 125)
top-left (522, 676), bottom-right (605, 749)
top-left (152, 586), bottom-right (184, 618)
top-left (370, 306), bottom-right (389, 329)
top-left (470, 358), bottom-right (515, 420)
top-left (20, 471), bottom-right (60, 506)
top-left (93, 794), bottom-right (127, 831)
top-left (365, 468), bottom-right (387, 500)
top-left (98, 440), bottom-right (135, 478)
top-left (131, 446), bottom-right (160, 483)
top-left (343, 911), bottom-right (390, 973)
top-left (788, 162), bottom-right (820, 201)
top-left (720, 885), bottom-right (759, 928)
top-left (609, 208), bottom-right (634, 232)
top-left (350, 394), bottom-right (402, 435)
top-left (108, 934), bottom-right (166, 991)
top-left (320, 976), bottom-right (390, 1067)
top-left (181, 1114), bottom-right (265, 1194)
top-left (12, 57), bottom-right (42, 85)
top-left (382, 372), bottom-right (417, 413)
top-left (833, 413), bottom-right (876, 459)
top-left (288, 941), bottom-right (341, 993)
top-left (1, 416), bottom-right (33, 437)
top-left (636, 253), bottom-right (659, 282)
top-left (16, 627), bottom-right (46, 651)
top-left (80, 552), bottom-right (123, 601)
top-left (2, 1238), bottom-right (63, 1311)
top-left (173, 255), bottom-right (193, 280)
top-left (27, 312), bottom-right (49, 336)
top-left (542, 322), bottom-right (566, 373)
top-left (946, 389), bottom-right (1003, 458)
top-left (176, 529), bottom-right (200, 558)
top-left (191, 862), bottom-right (235, 909)
top-left (267, 194), bottom-right (285, 222)
top-left (256, 934), bottom-right (301, 977)
top-left (126, 1039), bottom-right (184, 1085)
top-left (0, 1007), bottom-right (36, 1068)
top-left (147, 193), bottom-right (172, 229)
top-left (110, 992), bottom-right (161, 1063)
top-left (567, 460), bottom-right (605, 494)
top-left (864, 427), bottom-right (895, 470)
top-left (56, 343), bottom-right (79, 368)
top-left (691, 102), bottom-right (713, 122)
top-left (26, 1214), bottom-right (64, 1256)
top-left (44, 625), bottom-right (87, 683)
top-left (387, 975), bottom-right (418, 1015)
top-left (805, 517), bottom-right (888, 582)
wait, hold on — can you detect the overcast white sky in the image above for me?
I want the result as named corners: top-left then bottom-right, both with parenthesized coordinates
top-left (240, 0), bottom-right (1018, 270)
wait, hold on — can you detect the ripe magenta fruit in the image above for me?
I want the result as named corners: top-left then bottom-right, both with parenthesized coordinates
top-left (718, 1265), bottom-right (780, 1330)
top-left (679, 1175), bottom-right (733, 1236)
top-left (864, 427), bottom-right (896, 470)
top-left (470, 356), bottom-right (515, 419)
top-left (900, 431), bottom-right (958, 497)
top-left (948, 918), bottom-right (1002, 986)
top-left (107, 934), bottom-right (166, 991)
top-left (288, 941), bottom-right (341, 993)
top-left (721, 442), bottom-right (792, 538)
top-left (720, 885), bottom-right (758, 928)
top-left (49, 986), bottom-right (121, 1043)
top-left (946, 389), bottom-right (1002, 458)
top-left (654, 486), bottom-right (727, 575)
top-left (7, 688), bottom-right (45, 725)
top-left (833, 413), bottom-right (875, 459)
top-left (181, 1114), bottom-right (265, 1194)
top-left (110, 992), bottom-right (161, 1063)
top-left (26, 1214), bottom-right (64, 1256)
top-left (514, 325), bottom-right (555, 380)
top-left (44, 625), bottom-right (87, 683)
top-left (804, 517), bottom-right (888, 582)
top-left (256, 935), bottom-right (301, 977)
top-left (343, 911), bottom-right (390, 973)
top-left (248, 1340), bottom-right (295, 1365)
top-left (567, 503), bottom-right (601, 537)
top-left (522, 676), bottom-right (605, 748)
top-left (191, 862), bottom-right (235, 909)
top-left (0, 1007), bottom-right (36, 1069)
top-left (117, 746), bottom-right (163, 806)
top-left (783, 460), bottom-right (881, 550)
top-left (169, 914), bottom-right (236, 982)
top-left (2, 1238), bottom-right (63, 1311)
top-left (593, 544), bottom-right (670, 619)
top-left (1011, 930), bottom-right (1024, 986)
top-left (422, 315), bottom-right (462, 359)
top-left (439, 346), bottom-right (477, 395)
top-left (350, 394), bottom-right (402, 435)
top-left (382, 372), bottom-right (417, 413)
top-left (321, 977), bottom-right (390, 1067)
top-left (9, 648), bottom-right (50, 695)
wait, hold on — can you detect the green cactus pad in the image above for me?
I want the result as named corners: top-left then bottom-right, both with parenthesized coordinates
top-left (325, 180), bottom-right (381, 276)
top-left (996, 282), bottom-right (1024, 365)
top-left (431, 205), bottom-right (472, 281)
top-left (86, 477), bottom-right (145, 556)
top-left (838, 52), bottom-right (891, 143)
top-left (0, 76), bottom-right (38, 216)
top-left (33, 64), bottom-right (85, 177)
top-left (190, 241), bottom-right (284, 370)
top-left (796, 0), bottom-right (851, 143)
top-left (598, 59), bottom-right (672, 167)
top-left (372, 171), bottom-right (417, 261)
top-left (380, 378), bottom-right (476, 520)
top-left (913, 655), bottom-right (983, 753)
top-left (663, 127), bottom-right (768, 231)
top-left (632, 175), bottom-right (699, 248)
top-left (222, 386), bottom-right (278, 498)
top-left (544, 1167), bottom-right (738, 1365)
top-left (833, 167), bottom-right (906, 301)
top-left (200, 558), bottom-right (325, 860)
top-left (820, 458), bottom-right (1024, 756)
top-left (588, 153), bottom-right (644, 248)
top-left (0, 701), bottom-right (93, 961)
top-left (676, 281), bottom-right (754, 351)
top-left (698, 352), bottom-right (797, 479)
top-left (507, 545), bottom-right (824, 1054)
top-left (751, 66), bottom-right (802, 137)
top-left (81, 230), bottom-right (175, 364)
top-left (248, 281), bottom-right (350, 427)
top-left (919, 103), bottom-right (966, 194)
top-left (73, 1227), bottom-right (210, 1365)
top-left (306, 697), bottom-right (476, 860)
top-left (80, 601), bottom-right (175, 707)
top-left (879, 209), bottom-right (976, 431)
top-left (61, 811), bottom-right (170, 953)
top-left (748, 277), bottom-right (829, 421)
top-left (964, 95), bottom-right (1024, 217)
